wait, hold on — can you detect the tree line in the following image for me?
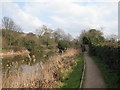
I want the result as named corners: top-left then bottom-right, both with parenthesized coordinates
top-left (1, 17), bottom-right (81, 61)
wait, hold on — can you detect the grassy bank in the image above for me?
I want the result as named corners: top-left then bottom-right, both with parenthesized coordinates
top-left (91, 56), bottom-right (119, 88)
top-left (56, 53), bottom-right (84, 88)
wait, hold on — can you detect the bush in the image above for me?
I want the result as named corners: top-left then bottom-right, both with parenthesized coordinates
top-left (57, 40), bottom-right (70, 51)
top-left (48, 45), bottom-right (54, 49)
top-left (81, 44), bottom-right (86, 52)
top-left (24, 39), bottom-right (36, 51)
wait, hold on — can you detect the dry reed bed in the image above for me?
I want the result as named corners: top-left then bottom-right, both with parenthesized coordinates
top-left (0, 50), bottom-right (30, 58)
top-left (2, 48), bottom-right (81, 88)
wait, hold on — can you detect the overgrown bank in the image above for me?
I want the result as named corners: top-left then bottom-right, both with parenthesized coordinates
top-left (56, 53), bottom-right (84, 88)
top-left (2, 49), bottom-right (81, 88)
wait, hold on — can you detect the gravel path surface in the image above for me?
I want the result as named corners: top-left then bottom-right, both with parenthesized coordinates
top-left (83, 51), bottom-right (106, 88)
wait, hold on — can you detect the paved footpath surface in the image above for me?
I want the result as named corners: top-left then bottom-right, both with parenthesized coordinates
top-left (83, 52), bottom-right (106, 88)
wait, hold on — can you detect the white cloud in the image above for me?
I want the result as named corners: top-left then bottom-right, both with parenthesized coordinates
top-left (47, 1), bottom-right (117, 36)
top-left (1, 0), bottom-right (118, 37)
top-left (51, 16), bottom-right (66, 24)
top-left (2, 2), bottom-right (47, 33)
top-left (1, 0), bottom-right (118, 2)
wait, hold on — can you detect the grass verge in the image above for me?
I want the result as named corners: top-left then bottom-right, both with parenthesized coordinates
top-left (91, 56), bottom-right (119, 88)
top-left (56, 53), bottom-right (84, 88)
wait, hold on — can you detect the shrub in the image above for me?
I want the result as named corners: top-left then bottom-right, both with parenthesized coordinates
top-left (23, 39), bottom-right (36, 51)
top-left (57, 40), bottom-right (70, 51)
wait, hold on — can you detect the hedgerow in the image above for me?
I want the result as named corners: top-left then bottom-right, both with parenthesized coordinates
top-left (89, 43), bottom-right (120, 88)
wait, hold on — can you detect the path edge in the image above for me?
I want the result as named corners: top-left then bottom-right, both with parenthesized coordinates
top-left (79, 52), bottom-right (86, 88)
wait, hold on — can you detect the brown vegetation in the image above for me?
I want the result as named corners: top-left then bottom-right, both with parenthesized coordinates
top-left (2, 48), bottom-right (81, 88)
top-left (0, 50), bottom-right (30, 58)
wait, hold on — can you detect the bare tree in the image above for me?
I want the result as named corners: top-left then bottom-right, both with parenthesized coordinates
top-left (106, 34), bottom-right (118, 42)
top-left (14, 25), bottom-right (22, 32)
top-left (53, 28), bottom-right (65, 41)
top-left (2, 17), bottom-right (22, 46)
top-left (35, 25), bottom-right (48, 37)
top-left (2, 17), bottom-right (22, 32)
top-left (64, 33), bottom-right (73, 41)
top-left (43, 28), bottom-right (53, 38)
top-left (2, 17), bottom-right (15, 30)
top-left (78, 30), bottom-right (87, 44)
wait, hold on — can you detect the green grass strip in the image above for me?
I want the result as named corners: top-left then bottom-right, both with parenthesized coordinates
top-left (56, 53), bottom-right (84, 88)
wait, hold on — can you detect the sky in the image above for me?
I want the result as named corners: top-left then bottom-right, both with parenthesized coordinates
top-left (1, 0), bottom-right (119, 38)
